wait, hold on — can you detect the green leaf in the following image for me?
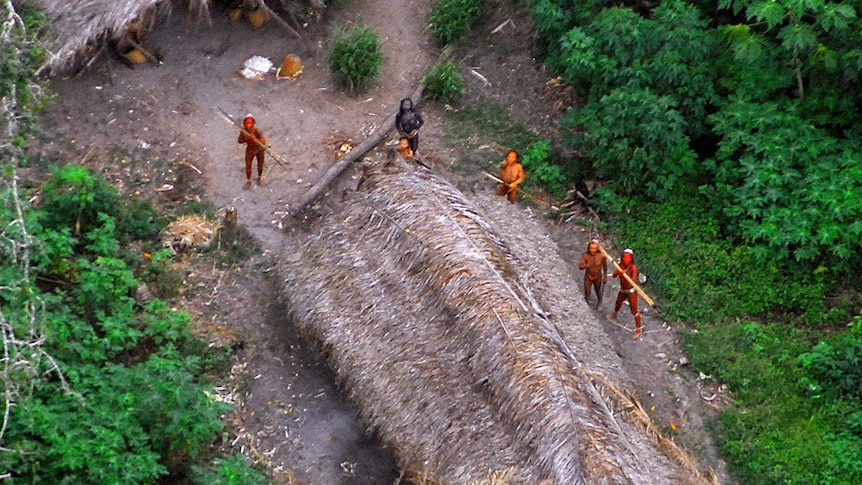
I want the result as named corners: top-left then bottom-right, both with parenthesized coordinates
top-left (748, 0), bottom-right (788, 29)
top-left (778, 22), bottom-right (818, 51)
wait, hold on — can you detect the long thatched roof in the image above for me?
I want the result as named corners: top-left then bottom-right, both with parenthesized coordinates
top-left (31, 0), bottom-right (210, 75)
top-left (279, 155), bottom-right (715, 484)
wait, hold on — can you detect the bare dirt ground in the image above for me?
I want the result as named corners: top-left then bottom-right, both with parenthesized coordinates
top-left (31, 0), bottom-right (733, 483)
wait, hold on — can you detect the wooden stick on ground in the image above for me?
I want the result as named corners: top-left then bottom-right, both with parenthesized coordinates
top-left (288, 83), bottom-right (425, 216)
top-left (125, 39), bottom-right (161, 65)
top-left (261, 4), bottom-right (302, 39)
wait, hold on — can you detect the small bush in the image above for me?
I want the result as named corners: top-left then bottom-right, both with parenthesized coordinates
top-left (798, 318), bottom-right (862, 400)
top-left (429, 0), bottom-right (487, 46)
top-left (190, 454), bottom-right (271, 485)
top-left (422, 60), bottom-right (465, 104)
top-left (327, 26), bottom-right (383, 92)
top-left (520, 139), bottom-right (566, 198)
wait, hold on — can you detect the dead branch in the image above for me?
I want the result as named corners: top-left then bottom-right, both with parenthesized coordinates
top-left (125, 38), bottom-right (161, 65)
top-left (262, 4), bottom-right (301, 39)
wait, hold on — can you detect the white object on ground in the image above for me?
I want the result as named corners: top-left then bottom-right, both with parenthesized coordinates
top-left (241, 56), bottom-right (273, 80)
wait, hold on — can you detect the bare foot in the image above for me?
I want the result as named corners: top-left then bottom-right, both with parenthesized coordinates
top-left (257, 177), bottom-right (266, 186)
top-left (633, 328), bottom-right (642, 339)
top-left (243, 180), bottom-right (252, 190)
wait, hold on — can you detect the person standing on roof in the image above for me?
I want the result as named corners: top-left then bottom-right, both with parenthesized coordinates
top-left (238, 114), bottom-right (267, 189)
top-left (395, 98), bottom-right (424, 154)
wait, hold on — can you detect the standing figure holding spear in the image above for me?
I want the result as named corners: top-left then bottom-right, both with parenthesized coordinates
top-left (238, 114), bottom-right (267, 190)
top-left (609, 248), bottom-right (643, 339)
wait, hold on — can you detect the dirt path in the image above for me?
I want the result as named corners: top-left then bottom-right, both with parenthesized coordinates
top-left (33, 1), bottom-right (731, 483)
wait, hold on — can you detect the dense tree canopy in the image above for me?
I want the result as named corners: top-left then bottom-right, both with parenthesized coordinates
top-left (532, 0), bottom-right (862, 266)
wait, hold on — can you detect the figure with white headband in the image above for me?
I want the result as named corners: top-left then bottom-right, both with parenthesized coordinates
top-left (609, 248), bottom-right (642, 339)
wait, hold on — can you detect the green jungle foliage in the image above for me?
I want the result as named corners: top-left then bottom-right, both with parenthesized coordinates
top-left (429, 0), bottom-right (488, 46)
top-left (526, 1), bottom-right (862, 482)
top-left (0, 166), bottom-right (267, 483)
top-left (598, 195), bottom-right (834, 326)
top-left (520, 139), bottom-right (566, 198)
top-left (684, 319), bottom-right (862, 484)
top-left (530, 0), bottom-right (862, 266)
top-left (422, 60), bottom-right (465, 104)
top-left (327, 26), bottom-right (383, 92)
top-left (190, 453), bottom-right (271, 485)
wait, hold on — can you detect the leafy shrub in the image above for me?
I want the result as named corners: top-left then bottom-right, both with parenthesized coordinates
top-left (327, 26), bottom-right (383, 92)
top-left (565, 86), bottom-right (697, 200)
top-left (191, 454), bottom-right (271, 485)
top-left (709, 99), bottom-right (862, 264)
top-left (683, 321), bottom-right (862, 484)
top-left (429, 0), bottom-right (487, 46)
top-left (558, 3), bottom-right (720, 200)
top-left (39, 165), bottom-right (155, 245)
top-left (520, 139), bottom-right (566, 198)
top-left (798, 318), bottom-right (862, 400)
top-left (140, 248), bottom-right (184, 299)
top-left (422, 60), bottom-right (465, 104)
top-left (2, 168), bottom-right (236, 483)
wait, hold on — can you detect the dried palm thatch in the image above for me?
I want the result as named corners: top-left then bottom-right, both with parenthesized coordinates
top-left (32, 0), bottom-right (211, 75)
top-left (280, 156), bottom-right (715, 484)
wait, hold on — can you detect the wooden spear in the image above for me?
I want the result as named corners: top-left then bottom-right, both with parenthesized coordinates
top-left (596, 243), bottom-right (661, 314)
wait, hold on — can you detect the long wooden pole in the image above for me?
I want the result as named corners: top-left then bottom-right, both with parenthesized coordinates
top-left (596, 243), bottom-right (661, 314)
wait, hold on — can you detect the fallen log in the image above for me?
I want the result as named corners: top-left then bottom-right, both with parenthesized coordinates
top-left (289, 83), bottom-right (425, 216)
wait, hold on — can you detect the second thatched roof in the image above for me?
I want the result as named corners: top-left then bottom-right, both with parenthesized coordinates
top-left (278, 155), bottom-right (715, 484)
top-left (31, 0), bottom-right (211, 75)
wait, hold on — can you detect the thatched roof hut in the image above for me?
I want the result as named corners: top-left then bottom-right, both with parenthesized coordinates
top-left (279, 155), bottom-right (715, 484)
top-left (30, 0), bottom-right (211, 75)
